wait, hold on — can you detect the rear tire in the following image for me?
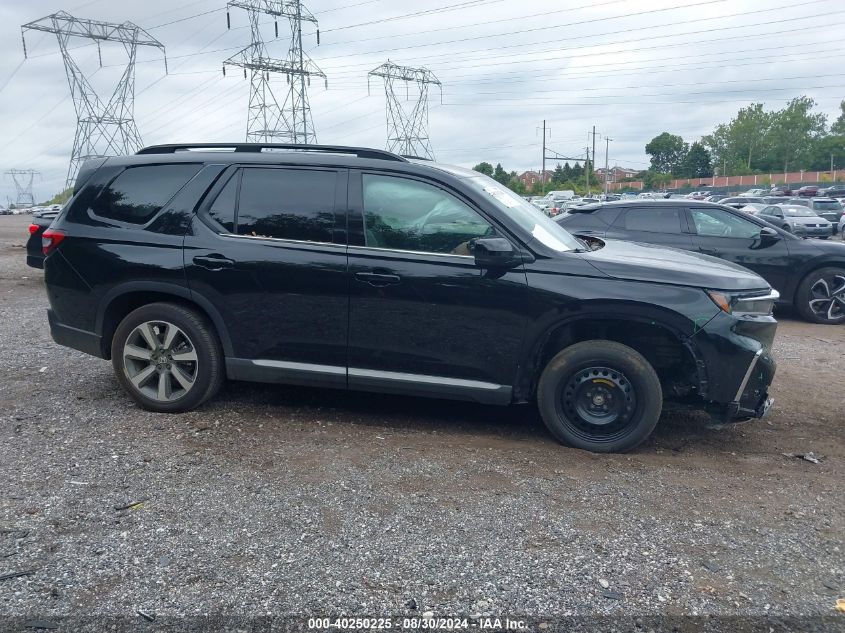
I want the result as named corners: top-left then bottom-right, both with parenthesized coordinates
top-left (795, 267), bottom-right (845, 325)
top-left (537, 340), bottom-right (663, 453)
top-left (112, 302), bottom-right (224, 412)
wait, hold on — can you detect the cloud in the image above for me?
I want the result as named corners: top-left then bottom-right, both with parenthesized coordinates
top-left (0, 0), bottom-right (842, 202)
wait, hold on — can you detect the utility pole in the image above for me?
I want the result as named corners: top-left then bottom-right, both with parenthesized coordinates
top-left (585, 146), bottom-right (591, 195)
top-left (536, 120), bottom-right (551, 194)
top-left (21, 12), bottom-right (167, 188)
top-left (604, 137), bottom-right (613, 196)
top-left (224, 0), bottom-right (326, 144)
top-left (5, 169), bottom-right (40, 208)
top-left (587, 125), bottom-right (599, 196)
top-left (368, 61), bottom-right (442, 159)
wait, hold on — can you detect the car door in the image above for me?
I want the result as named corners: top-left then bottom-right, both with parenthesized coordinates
top-left (685, 206), bottom-right (791, 293)
top-left (345, 170), bottom-right (530, 404)
top-left (184, 165), bottom-right (350, 387)
top-left (605, 205), bottom-right (695, 251)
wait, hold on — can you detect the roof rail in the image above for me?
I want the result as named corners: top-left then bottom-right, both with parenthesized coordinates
top-left (136, 143), bottom-right (408, 162)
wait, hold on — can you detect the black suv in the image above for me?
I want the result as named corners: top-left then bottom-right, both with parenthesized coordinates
top-left (42, 144), bottom-right (777, 453)
top-left (556, 199), bottom-right (845, 325)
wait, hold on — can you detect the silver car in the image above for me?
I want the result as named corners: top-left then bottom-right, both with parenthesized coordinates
top-left (757, 204), bottom-right (833, 238)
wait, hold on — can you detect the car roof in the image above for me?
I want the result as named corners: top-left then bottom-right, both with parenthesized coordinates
top-left (103, 144), bottom-right (473, 181)
top-left (573, 199), bottom-right (727, 211)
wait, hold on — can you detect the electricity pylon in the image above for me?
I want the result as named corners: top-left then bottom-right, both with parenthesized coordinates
top-left (21, 11), bottom-right (167, 188)
top-left (5, 169), bottom-right (40, 208)
top-left (224, 0), bottom-right (326, 144)
top-left (368, 61), bottom-right (442, 160)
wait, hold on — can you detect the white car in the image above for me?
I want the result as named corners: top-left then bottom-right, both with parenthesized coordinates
top-left (740, 188), bottom-right (767, 197)
top-left (839, 214), bottom-right (845, 240)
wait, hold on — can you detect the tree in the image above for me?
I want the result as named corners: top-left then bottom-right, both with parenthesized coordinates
top-left (472, 162), bottom-right (493, 176)
top-left (832, 100), bottom-right (845, 136)
top-left (679, 142), bottom-right (713, 178)
top-left (491, 163), bottom-right (510, 185)
top-left (766, 96), bottom-right (827, 172)
top-left (642, 170), bottom-right (673, 190)
top-left (552, 163), bottom-right (565, 185)
top-left (645, 132), bottom-right (687, 174)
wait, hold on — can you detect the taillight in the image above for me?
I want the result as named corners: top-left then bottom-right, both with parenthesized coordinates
top-left (41, 229), bottom-right (65, 256)
top-left (28, 223), bottom-right (39, 235)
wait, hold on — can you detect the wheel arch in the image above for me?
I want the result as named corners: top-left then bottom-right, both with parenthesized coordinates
top-left (96, 282), bottom-right (233, 359)
top-left (515, 311), bottom-right (708, 403)
top-left (787, 257), bottom-right (845, 306)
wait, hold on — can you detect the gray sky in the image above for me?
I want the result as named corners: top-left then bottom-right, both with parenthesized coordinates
top-left (0, 0), bottom-right (843, 203)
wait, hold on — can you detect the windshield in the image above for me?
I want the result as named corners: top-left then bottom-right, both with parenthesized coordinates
top-left (782, 207), bottom-right (816, 217)
top-left (465, 175), bottom-right (583, 252)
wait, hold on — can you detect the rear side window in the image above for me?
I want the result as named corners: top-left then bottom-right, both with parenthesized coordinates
top-left (92, 164), bottom-right (200, 224)
top-left (619, 207), bottom-right (683, 233)
top-left (234, 168), bottom-right (336, 242)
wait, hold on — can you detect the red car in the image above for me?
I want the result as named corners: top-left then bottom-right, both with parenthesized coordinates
top-left (796, 185), bottom-right (820, 197)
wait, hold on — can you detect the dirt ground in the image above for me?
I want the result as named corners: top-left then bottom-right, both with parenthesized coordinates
top-left (0, 214), bottom-right (843, 629)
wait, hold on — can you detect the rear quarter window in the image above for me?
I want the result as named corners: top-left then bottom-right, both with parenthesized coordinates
top-left (91, 164), bottom-right (201, 224)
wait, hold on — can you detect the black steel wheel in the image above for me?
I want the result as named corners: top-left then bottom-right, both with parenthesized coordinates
top-left (537, 340), bottom-right (662, 453)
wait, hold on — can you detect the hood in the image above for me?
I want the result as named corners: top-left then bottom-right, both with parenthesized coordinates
top-left (577, 239), bottom-right (769, 291)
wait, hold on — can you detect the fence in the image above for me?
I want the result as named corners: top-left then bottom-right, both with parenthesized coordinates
top-left (609, 170), bottom-right (843, 191)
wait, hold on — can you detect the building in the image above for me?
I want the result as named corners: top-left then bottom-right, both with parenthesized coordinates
top-left (594, 165), bottom-right (639, 184)
top-left (518, 170), bottom-right (553, 189)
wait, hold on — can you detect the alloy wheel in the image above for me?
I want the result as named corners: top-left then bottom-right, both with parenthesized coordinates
top-left (122, 320), bottom-right (198, 402)
top-left (808, 274), bottom-right (845, 322)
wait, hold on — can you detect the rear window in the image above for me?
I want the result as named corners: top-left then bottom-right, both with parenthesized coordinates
top-left (813, 201), bottom-right (841, 211)
top-left (92, 164), bottom-right (201, 224)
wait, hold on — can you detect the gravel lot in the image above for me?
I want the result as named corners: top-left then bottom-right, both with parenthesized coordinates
top-left (0, 214), bottom-right (843, 629)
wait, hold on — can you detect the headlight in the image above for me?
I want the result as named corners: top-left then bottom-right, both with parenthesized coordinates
top-left (707, 289), bottom-right (779, 316)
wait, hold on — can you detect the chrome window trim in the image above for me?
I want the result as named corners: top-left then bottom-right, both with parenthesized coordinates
top-left (347, 245), bottom-right (474, 259)
top-left (217, 233), bottom-right (344, 249)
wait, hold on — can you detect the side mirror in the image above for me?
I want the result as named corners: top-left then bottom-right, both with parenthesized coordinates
top-left (471, 237), bottom-right (523, 269)
top-left (759, 226), bottom-right (781, 242)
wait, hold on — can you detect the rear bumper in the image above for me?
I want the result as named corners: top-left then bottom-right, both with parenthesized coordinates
top-left (48, 309), bottom-right (105, 359)
top-left (26, 254), bottom-right (44, 269)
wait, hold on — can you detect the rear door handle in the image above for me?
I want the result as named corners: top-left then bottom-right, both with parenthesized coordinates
top-left (193, 254), bottom-right (235, 271)
top-left (355, 271), bottom-right (401, 287)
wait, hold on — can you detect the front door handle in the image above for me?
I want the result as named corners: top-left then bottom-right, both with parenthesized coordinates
top-left (698, 247), bottom-right (720, 256)
top-left (193, 254), bottom-right (235, 271)
top-left (355, 271), bottom-right (401, 287)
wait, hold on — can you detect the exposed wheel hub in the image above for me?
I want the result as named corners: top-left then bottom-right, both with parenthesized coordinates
top-left (561, 366), bottom-right (637, 434)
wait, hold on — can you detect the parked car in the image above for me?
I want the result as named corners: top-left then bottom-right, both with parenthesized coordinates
top-left (769, 186), bottom-right (794, 196)
top-left (719, 196), bottom-right (765, 209)
top-left (796, 185), bottom-right (820, 197)
top-left (40, 143), bottom-right (779, 453)
top-left (738, 203), bottom-right (767, 215)
top-left (740, 189), bottom-right (767, 197)
top-left (555, 199), bottom-right (845, 324)
top-left (757, 204), bottom-right (833, 238)
top-left (820, 183), bottom-right (845, 198)
top-left (785, 197), bottom-right (844, 226)
top-left (763, 196), bottom-right (791, 205)
top-left (686, 191), bottom-right (712, 200)
top-left (619, 192), bottom-right (637, 200)
top-left (839, 214), bottom-right (845, 240)
top-left (26, 218), bottom-right (54, 268)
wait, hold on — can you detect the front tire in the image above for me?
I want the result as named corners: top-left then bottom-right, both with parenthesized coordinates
top-left (537, 341), bottom-right (663, 453)
top-left (795, 267), bottom-right (845, 324)
top-left (112, 302), bottom-right (224, 412)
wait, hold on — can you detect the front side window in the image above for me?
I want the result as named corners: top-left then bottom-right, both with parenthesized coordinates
top-left (620, 207), bottom-right (683, 234)
top-left (92, 164), bottom-right (201, 224)
top-left (690, 208), bottom-right (761, 238)
top-left (209, 168), bottom-right (337, 242)
top-left (362, 174), bottom-right (493, 254)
